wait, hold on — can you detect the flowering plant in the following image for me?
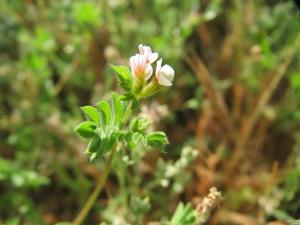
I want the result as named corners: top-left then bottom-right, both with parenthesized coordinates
top-left (55, 44), bottom-right (221, 225)
top-left (72, 44), bottom-right (175, 225)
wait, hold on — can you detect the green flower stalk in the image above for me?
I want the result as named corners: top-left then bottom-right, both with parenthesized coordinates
top-left (72, 44), bottom-right (175, 225)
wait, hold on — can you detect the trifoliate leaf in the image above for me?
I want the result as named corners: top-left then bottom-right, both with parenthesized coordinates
top-left (111, 65), bottom-right (132, 91)
top-left (96, 101), bottom-right (112, 125)
top-left (74, 121), bottom-right (97, 138)
top-left (80, 106), bottom-right (100, 124)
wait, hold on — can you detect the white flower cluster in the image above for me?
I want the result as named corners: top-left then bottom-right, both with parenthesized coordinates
top-left (129, 44), bottom-right (175, 86)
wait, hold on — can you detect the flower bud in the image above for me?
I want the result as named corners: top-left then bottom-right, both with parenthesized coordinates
top-left (155, 59), bottom-right (175, 86)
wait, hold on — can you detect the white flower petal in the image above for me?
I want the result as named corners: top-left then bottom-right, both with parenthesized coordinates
top-left (160, 64), bottom-right (174, 81)
top-left (139, 44), bottom-right (149, 55)
top-left (149, 52), bottom-right (158, 63)
top-left (158, 74), bottom-right (172, 86)
top-left (129, 55), bottom-right (135, 68)
top-left (144, 63), bottom-right (153, 80)
top-left (129, 55), bottom-right (136, 76)
top-left (130, 45), bottom-right (175, 85)
top-left (155, 58), bottom-right (162, 78)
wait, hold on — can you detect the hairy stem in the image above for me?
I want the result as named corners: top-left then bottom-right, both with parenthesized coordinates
top-left (73, 146), bottom-right (116, 225)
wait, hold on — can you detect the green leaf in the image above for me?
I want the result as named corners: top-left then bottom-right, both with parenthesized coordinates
top-left (106, 131), bottom-right (118, 150)
top-left (86, 136), bottom-right (101, 153)
top-left (97, 130), bottom-right (109, 157)
top-left (74, 121), bottom-right (97, 138)
top-left (130, 117), bottom-right (151, 133)
top-left (96, 101), bottom-right (112, 125)
top-left (111, 65), bottom-right (132, 91)
top-left (112, 92), bottom-right (123, 126)
top-left (171, 203), bottom-right (196, 225)
top-left (132, 132), bottom-right (143, 144)
top-left (146, 131), bottom-right (169, 150)
top-left (81, 106), bottom-right (100, 124)
top-left (97, 143), bottom-right (108, 158)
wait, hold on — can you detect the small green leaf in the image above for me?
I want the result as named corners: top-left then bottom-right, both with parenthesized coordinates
top-left (97, 101), bottom-right (112, 125)
top-left (130, 117), bottom-right (151, 133)
top-left (111, 65), bottom-right (132, 91)
top-left (86, 136), bottom-right (101, 153)
top-left (81, 106), bottom-right (100, 124)
top-left (112, 92), bottom-right (123, 126)
top-left (171, 202), bottom-right (196, 225)
top-left (74, 121), bottom-right (97, 138)
top-left (146, 131), bottom-right (168, 149)
top-left (118, 131), bottom-right (131, 142)
top-left (97, 130), bottom-right (109, 157)
top-left (132, 132), bottom-right (143, 144)
top-left (106, 132), bottom-right (118, 150)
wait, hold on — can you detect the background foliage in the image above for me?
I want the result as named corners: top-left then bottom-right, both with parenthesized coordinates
top-left (0, 0), bottom-right (299, 224)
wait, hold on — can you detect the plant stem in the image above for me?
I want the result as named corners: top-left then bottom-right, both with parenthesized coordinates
top-left (73, 146), bottom-right (116, 225)
top-left (73, 100), bottom-right (133, 225)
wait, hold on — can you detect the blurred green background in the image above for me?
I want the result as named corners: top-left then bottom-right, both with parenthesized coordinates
top-left (0, 0), bottom-right (300, 224)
